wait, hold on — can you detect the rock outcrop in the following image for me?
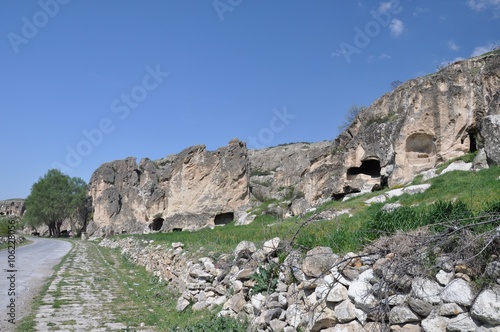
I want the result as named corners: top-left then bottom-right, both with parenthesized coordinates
top-left (89, 51), bottom-right (500, 234)
top-left (88, 139), bottom-right (249, 235)
top-left (0, 199), bottom-right (25, 217)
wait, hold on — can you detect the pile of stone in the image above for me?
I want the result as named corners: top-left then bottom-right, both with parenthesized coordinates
top-left (99, 237), bottom-right (500, 331)
top-left (0, 235), bottom-right (26, 246)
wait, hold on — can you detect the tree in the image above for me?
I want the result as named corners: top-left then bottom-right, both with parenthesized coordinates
top-left (338, 104), bottom-right (366, 133)
top-left (23, 169), bottom-right (87, 237)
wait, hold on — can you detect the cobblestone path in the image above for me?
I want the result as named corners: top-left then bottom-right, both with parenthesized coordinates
top-left (32, 241), bottom-right (155, 331)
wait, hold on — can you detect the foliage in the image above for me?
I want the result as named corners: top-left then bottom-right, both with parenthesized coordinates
top-left (338, 104), bottom-right (366, 133)
top-left (169, 316), bottom-right (248, 332)
top-left (0, 217), bottom-right (14, 236)
top-left (366, 200), bottom-right (476, 238)
top-left (23, 169), bottom-right (87, 237)
top-left (251, 263), bottom-right (279, 295)
top-left (131, 165), bottom-right (500, 256)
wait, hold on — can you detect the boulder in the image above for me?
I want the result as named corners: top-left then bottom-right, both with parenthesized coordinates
top-left (389, 305), bottom-right (420, 324)
top-left (421, 316), bottom-right (449, 332)
top-left (234, 241), bottom-right (257, 259)
top-left (481, 115), bottom-right (500, 165)
top-left (441, 279), bottom-right (474, 306)
top-left (334, 300), bottom-right (356, 323)
top-left (447, 313), bottom-right (479, 332)
top-left (302, 247), bottom-right (339, 278)
top-left (471, 287), bottom-right (500, 326)
top-left (412, 277), bottom-right (443, 305)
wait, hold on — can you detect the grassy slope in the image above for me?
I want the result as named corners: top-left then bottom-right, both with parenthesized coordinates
top-left (128, 161), bottom-right (500, 256)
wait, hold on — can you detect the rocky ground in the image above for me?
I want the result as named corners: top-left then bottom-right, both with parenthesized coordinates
top-left (31, 241), bottom-right (155, 332)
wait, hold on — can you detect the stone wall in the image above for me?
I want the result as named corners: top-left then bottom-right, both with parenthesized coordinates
top-left (99, 237), bottom-right (500, 332)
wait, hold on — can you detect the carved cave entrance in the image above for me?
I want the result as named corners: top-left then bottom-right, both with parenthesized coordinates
top-left (405, 133), bottom-right (436, 157)
top-left (346, 159), bottom-right (381, 180)
top-left (149, 217), bottom-right (164, 231)
top-left (214, 212), bottom-right (234, 226)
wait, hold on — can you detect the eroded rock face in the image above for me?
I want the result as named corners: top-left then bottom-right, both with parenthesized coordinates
top-left (88, 52), bottom-right (500, 234)
top-left (333, 51), bottom-right (500, 194)
top-left (89, 139), bottom-right (249, 235)
top-left (0, 199), bottom-right (25, 217)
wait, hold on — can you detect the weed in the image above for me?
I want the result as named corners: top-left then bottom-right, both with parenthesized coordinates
top-left (251, 263), bottom-right (279, 295)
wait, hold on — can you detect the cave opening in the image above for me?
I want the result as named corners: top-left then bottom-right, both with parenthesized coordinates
top-left (149, 217), bottom-right (164, 231)
top-left (214, 212), bottom-right (234, 226)
top-left (346, 159), bottom-right (381, 180)
top-left (468, 132), bottom-right (478, 153)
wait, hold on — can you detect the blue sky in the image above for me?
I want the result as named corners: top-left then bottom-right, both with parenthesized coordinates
top-left (0, 0), bottom-right (499, 200)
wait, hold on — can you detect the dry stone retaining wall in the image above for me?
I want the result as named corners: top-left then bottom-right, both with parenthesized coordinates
top-left (99, 238), bottom-right (500, 332)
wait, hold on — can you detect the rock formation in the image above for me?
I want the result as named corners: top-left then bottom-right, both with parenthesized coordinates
top-left (88, 139), bottom-right (249, 235)
top-left (0, 199), bottom-right (25, 217)
top-left (88, 51), bottom-right (500, 234)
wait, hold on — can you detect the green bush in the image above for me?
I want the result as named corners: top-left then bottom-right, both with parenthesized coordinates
top-left (0, 217), bottom-right (16, 236)
top-left (251, 263), bottom-right (279, 295)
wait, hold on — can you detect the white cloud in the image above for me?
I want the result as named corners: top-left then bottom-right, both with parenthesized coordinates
top-left (467, 0), bottom-right (500, 17)
top-left (471, 42), bottom-right (499, 56)
top-left (413, 6), bottom-right (429, 16)
top-left (378, 2), bottom-right (393, 13)
top-left (467, 0), bottom-right (500, 11)
top-left (448, 41), bottom-right (460, 51)
top-left (389, 19), bottom-right (404, 37)
top-left (379, 53), bottom-right (392, 60)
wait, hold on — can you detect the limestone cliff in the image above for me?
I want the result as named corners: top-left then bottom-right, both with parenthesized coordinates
top-left (88, 51), bottom-right (500, 234)
top-left (0, 199), bottom-right (25, 217)
top-left (88, 139), bottom-right (249, 235)
top-left (330, 50), bottom-right (500, 197)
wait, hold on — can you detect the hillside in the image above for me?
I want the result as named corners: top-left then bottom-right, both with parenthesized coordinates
top-left (87, 50), bottom-right (500, 236)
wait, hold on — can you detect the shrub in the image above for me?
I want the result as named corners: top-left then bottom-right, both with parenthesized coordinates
top-left (251, 263), bottom-right (279, 295)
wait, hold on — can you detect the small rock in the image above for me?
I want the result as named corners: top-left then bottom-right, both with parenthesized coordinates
top-left (421, 315), bottom-right (449, 332)
top-left (438, 303), bottom-right (464, 316)
top-left (412, 277), bottom-right (443, 305)
top-left (447, 313), bottom-right (479, 332)
top-left (335, 300), bottom-right (356, 323)
top-left (269, 319), bottom-right (287, 332)
top-left (390, 324), bottom-right (421, 332)
top-left (389, 305), bottom-right (420, 324)
top-left (176, 297), bottom-right (190, 312)
top-left (436, 270), bottom-right (454, 286)
top-left (263, 237), bottom-right (281, 255)
top-left (234, 241), bottom-right (257, 258)
top-left (408, 297), bottom-right (433, 317)
top-left (303, 247), bottom-right (339, 278)
top-left (471, 287), bottom-right (500, 326)
top-left (441, 279), bottom-right (474, 306)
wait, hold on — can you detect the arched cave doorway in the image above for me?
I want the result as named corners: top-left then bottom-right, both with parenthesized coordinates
top-left (149, 217), bottom-right (164, 231)
top-left (214, 212), bottom-right (234, 226)
top-left (405, 133), bottom-right (436, 157)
